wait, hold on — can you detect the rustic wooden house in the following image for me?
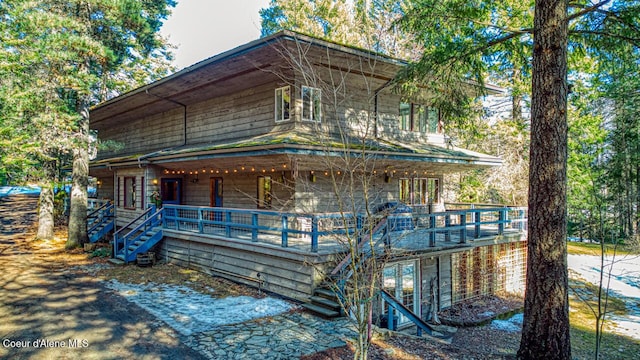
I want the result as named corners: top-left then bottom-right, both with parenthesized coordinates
top-left (88, 31), bottom-right (527, 330)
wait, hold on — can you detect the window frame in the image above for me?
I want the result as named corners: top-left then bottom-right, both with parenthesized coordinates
top-left (399, 102), bottom-right (442, 134)
top-left (123, 176), bottom-right (136, 210)
top-left (399, 177), bottom-right (440, 205)
top-left (301, 86), bottom-right (322, 122)
top-left (257, 175), bottom-right (272, 209)
top-left (274, 86), bottom-right (291, 123)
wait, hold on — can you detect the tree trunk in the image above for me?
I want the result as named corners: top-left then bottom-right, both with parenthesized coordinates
top-left (517, 1), bottom-right (571, 359)
top-left (36, 185), bottom-right (55, 240)
top-left (36, 160), bottom-right (57, 240)
top-left (66, 105), bottom-right (90, 249)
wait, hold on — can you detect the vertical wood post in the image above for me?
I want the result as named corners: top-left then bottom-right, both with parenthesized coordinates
top-left (474, 211), bottom-right (481, 238)
top-left (225, 211), bottom-right (231, 238)
top-left (281, 215), bottom-right (288, 247)
top-left (459, 213), bottom-right (467, 244)
top-left (445, 214), bottom-right (451, 242)
top-left (311, 216), bottom-right (318, 252)
top-left (252, 213), bottom-right (258, 242)
top-left (429, 214), bottom-right (436, 247)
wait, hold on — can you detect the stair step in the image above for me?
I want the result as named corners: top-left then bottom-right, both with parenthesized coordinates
top-left (108, 258), bottom-right (125, 266)
top-left (310, 296), bottom-right (341, 310)
top-left (300, 302), bottom-right (340, 318)
top-left (314, 287), bottom-right (338, 300)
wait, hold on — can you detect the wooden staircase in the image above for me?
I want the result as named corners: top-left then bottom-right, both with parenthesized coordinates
top-left (301, 217), bottom-right (389, 318)
top-left (87, 202), bottom-right (114, 243)
top-left (112, 206), bottom-right (164, 264)
top-left (301, 286), bottom-right (342, 318)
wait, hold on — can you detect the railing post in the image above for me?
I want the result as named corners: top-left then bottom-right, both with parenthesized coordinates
top-left (198, 208), bottom-right (204, 233)
top-left (311, 216), bottom-right (318, 253)
top-left (445, 214), bottom-right (451, 242)
top-left (225, 211), bottom-right (232, 238)
top-left (429, 214), bottom-right (436, 247)
top-left (281, 215), bottom-right (288, 248)
top-left (356, 214), bottom-right (363, 242)
top-left (387, 304), bottom-right (395, 331)
top-left (498, 209), bottom-right (505, 235)
top-left (474, 211), bottom-right (481, 238)
top-left (252, 213), bottom-right (258, 242)
top-left (459, 213), bottom-right (467, 244)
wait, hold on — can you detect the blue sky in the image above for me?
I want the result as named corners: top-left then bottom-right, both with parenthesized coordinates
top-left (160, 0), bottom-right (271, 70)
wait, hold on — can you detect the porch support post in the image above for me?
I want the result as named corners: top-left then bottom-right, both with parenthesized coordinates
top-left (498, 209), bottom-right (505, 235)
top-left (518, 209), bottom-right (525, 232)
top-left (387, 304), bottom-right (395, 331)
top-left (311, 216), bottom-right (318, 253)
top-left (251, 213), bottom-right (258, 242)
top-left (225, 211), bottom-right (232, 238)
top-left (474, 211), bottom-right (481, 238)
top-left (445, 214), bottom-right (451, 242)
top-left (459, 213), bottom-right (467, 244)
top-left (281, 215), bottom-right (288, 247)
top-left (429, 214), bottom-right (436, 247)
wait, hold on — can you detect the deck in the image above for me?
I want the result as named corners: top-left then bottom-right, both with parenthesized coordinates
top-left (161, 205), bottom-right (527, 254)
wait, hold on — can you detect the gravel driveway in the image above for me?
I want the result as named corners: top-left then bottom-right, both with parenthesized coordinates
top-left (0, 195), bottom-right (206, 360)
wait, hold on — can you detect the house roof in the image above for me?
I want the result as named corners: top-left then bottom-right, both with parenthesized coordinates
top-left (90, 30), bottom-right (503, 127)
top-left (91, 130), bottom-right (502, 172)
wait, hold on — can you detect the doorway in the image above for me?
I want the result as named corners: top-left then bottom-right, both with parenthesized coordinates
top-left (209, 177), bottom-right (223, 207)
top-left (382, 260), bottom-right (419, 326)
top-left (161, 178), bottom-right (182, 205)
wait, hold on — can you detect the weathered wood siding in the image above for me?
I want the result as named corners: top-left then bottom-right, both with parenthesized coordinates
top-left (98, 108), bottom-right (185, 159)
top-left (179, 172), bottom-right (295, 210)
top-left (96, 78), bottom-right (296, 160)
top-left (294, 171), bottom-right (397, 213)
top-left (159, 231), bottom-right (335, 301)
top-left (94, 176), bottom-right (114, 201)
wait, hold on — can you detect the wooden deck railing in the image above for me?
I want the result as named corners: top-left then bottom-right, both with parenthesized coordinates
top-left (161, 205), bottom-right (527, 253)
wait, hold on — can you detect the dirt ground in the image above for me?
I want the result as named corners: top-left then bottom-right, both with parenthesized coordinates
top-left (0, 194), bottom-right (525, 359)
top-left (0, 194), bottom-right (206, 360)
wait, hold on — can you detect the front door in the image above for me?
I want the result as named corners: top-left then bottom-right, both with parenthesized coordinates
top-left (161, 178), bottom-right (182, 205)
top-left (209, 177), bottom-right (223, 207)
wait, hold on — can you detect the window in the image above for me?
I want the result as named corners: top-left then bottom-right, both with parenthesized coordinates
top-left (275, 86), bottom-right (290, 122)
top-left (399, 103), bottom-right (442, 134)
top-left (399, 103), bottom-right (411, 131)
top-left (257, 176), bottom-right (272, 209)
top-left (399, 177), bottom-right (440, 205)
top-left (302, 86), bottom-right (321, 122)
top-left (399, 178), bottom-right (411, 203)
top-left (124, 177), bottom-right (136, 209)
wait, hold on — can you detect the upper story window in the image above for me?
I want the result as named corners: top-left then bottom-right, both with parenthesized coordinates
top-left (275, 86), bottom-right (290, 122)
top-left (399, 102), bottom-right (442, 134)
top-left (302, 86), bottom-right (321, 122)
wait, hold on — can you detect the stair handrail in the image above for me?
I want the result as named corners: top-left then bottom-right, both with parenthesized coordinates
top-left (330, 216), bottom-right (388, 277)
top-left (113, 206), bottom-right (157, 258)
top-left (88, 203), bottom-right (114, 234)
top-left (87, 201), bottom-right (111, 219)
top-left (379, 289), bottom-right (445, 338)
top-left (120, 207), bottom-right (163, 262)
